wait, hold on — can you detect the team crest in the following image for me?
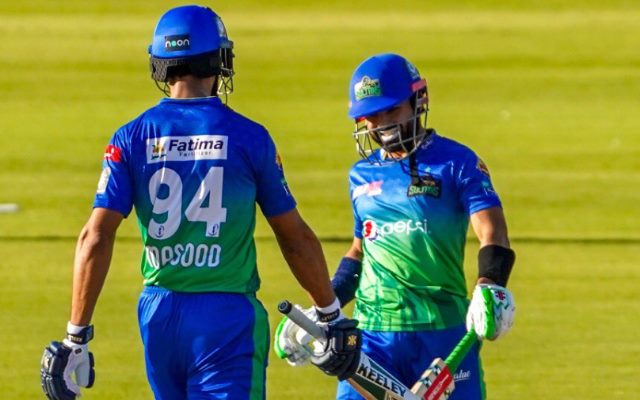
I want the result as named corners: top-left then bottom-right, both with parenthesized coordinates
top-left (407, 174), bottom-right (441, 198)
top-left (354, 76), bottom-right (381, 101)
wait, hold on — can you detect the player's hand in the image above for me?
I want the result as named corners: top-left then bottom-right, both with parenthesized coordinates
top-left (466, 284), bottom-right (515, 340)
top-left (274, 306), bottom-right (317, 367)
top-left (310, 318), bottom-right (362, 381)
top-left (41, 326), bottom-right (95, 400)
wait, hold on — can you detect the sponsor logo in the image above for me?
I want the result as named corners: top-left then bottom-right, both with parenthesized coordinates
top-left (145, 243), bottom-right (222, 269)
top-left (164, 35), bottom-right (190, 51)
top-left (146, 135), bottom-right (227, 163)
top-left (454, 369), bottom-right (471, 382)
top-left (362, 218), bottom-right (429, 241)
top-left (354, 76), bottom-right (381, 101)
top-left (96, 167), bottom-right (111, 194)
top-left (476, 158), bottom-right (490, 176)
top-left (104, 144), bottom-right (122, 162)
top-left (352, 180), bottom-right (383, 200)
top-left (355, 356), bottom-right (407, 398)
top-left (407, 174), bottom-right (440, 198)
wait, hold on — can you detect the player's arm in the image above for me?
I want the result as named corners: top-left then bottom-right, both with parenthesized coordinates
top-left (467, 206), bottom-right (516, 341)
top-left (268, 208), bottom-right (336, 308)
top-left (470, 206), bottom-right (512, 285)
top-left (41, 208), bottom-right (123, 400)
top-left (71, 207), bottom-right (124, 325)
top-left (269, 209), bottom-right (362, 380)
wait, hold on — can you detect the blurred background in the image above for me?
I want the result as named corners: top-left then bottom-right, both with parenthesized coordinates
top-left (0, 1), bottom-right (638, 398)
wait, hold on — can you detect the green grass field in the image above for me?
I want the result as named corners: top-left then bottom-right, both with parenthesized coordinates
top-left (1, 1), bottom-right (639, 398)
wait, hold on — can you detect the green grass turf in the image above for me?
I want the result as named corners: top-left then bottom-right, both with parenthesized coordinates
top-left (0, 1), bottom-right (639, 398)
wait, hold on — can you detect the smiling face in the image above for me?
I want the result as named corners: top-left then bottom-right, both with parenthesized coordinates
top-left (357, 99), bottom-right (426, 159)
top-left (364, 100), bottom-right (414, 153)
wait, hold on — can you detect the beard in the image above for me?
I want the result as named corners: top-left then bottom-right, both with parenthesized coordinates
top-left (375, 119), bottom-right (416, 154)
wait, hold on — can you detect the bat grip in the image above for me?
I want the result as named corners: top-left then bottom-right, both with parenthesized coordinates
top-left (277, 300), bottom-right (326, 341)
top-left (445, 330), bottom-right (477, 372)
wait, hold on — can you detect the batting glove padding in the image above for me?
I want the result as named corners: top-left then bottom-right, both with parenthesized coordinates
top-left (274, 306), bottom-right (317, 367)
top-left (41, 340), bottom-right (95, 400)
top-left (466, 284), bottom-right (516, 341)
top-left (310, 318), bottom-right (362, 381)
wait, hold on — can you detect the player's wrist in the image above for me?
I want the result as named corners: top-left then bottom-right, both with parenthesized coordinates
top-left (66, 322), bottom-right (94, 345)
top-left (314, 297), bottom-right (342, 323)
top-left (478, 245), bottom-right (515, 287)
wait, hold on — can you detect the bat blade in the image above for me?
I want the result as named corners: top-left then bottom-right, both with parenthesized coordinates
top-left (411, 358), bottom-right (454, 400)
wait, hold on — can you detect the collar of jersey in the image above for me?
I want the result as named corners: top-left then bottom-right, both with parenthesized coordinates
top-left (160, 96), bottom-right (223, 106)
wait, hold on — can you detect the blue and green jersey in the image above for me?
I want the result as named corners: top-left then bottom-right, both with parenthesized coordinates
top-left (94, 97), bottom-right (295, 293)
top-left (349, 131), bottom-right (501, 331)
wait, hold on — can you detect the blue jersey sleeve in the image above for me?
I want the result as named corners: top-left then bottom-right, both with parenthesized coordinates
top-left (348, 169), bottom-right (364, 239)
top-left (255, 130), bottom-right (296, 217)
top-left (93, 129), bottom-right (134, 217)
top-left (457, 152), bottom-right (502, 215)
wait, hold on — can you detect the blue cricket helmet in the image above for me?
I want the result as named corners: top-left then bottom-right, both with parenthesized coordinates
top-left (348, 53), bottom-right (425, 119)
top-left (149, 5), bottom-right (234, 84)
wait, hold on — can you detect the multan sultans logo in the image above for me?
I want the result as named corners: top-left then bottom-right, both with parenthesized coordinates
top-left (164, 35), bottom-right (190, 51)
top-left (407, 174), bottom-right (441, 198)
top-left (354, 76), bottom-right (381, 101)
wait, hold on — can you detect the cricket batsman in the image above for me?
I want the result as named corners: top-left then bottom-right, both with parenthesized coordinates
top-left (39, 5), bottom-right (361, 399)
top-left (276, 53), bottom-right (516, 399)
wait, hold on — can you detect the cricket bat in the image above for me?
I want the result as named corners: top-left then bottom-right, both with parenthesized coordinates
top-left (410, 330), bottom-right (478, 400)
top-left (278, 300), bottom-right (416, 400)
top-left (279, 300), bottom-right (478, 400)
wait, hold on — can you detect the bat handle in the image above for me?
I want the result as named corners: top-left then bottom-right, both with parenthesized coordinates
top-left (445, 330), bottom-right (478, 372)
top-left (277, 300), bottom-right (326, 340)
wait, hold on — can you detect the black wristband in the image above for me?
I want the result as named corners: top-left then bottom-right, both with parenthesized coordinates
top-left (478, 245), bottom-right (515, 287)
top-left (66, 325), bottom-right (94, 345)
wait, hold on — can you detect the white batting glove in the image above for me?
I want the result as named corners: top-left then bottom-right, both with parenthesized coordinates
top-left (466, 284), bottom-right (515, 341)
top-left (61, 339), bottom-right (94, 391)
top-left (274, 306), bottom-right (317, 367)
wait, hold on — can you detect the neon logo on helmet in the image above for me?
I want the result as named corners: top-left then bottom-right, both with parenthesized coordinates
top-left (354, 76), bottom-right (381, 101)
top-left (164, 35), bottom-right (191, 51)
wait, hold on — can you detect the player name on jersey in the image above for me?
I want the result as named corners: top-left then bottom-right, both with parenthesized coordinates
top-left (145, 243), bottom-right (222, 269)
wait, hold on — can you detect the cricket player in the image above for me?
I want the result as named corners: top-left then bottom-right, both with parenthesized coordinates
top-left (276, 53), bottom-right (516, 399)
top-left (40, 5), bottom-right (360, 400)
